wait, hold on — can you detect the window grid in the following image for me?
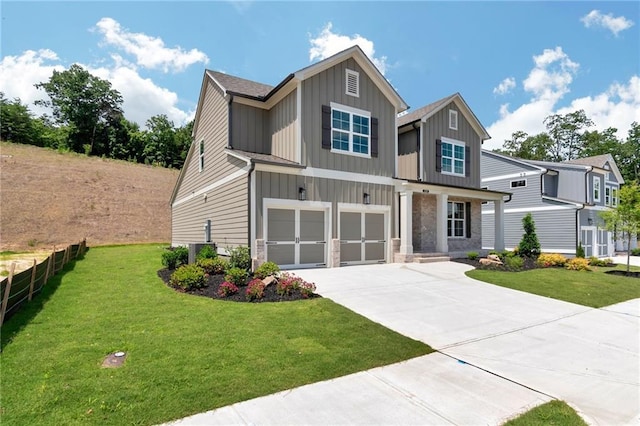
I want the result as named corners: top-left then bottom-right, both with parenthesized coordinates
top-left (331, 107), bottom-right (370, 156)
top-left (447, 202), bottom-right (465, 238)
top-left (199, 140), bottom-right (205, 172)
top-left (605, 187), bottom-right (611, 205)
top-left (593, 177), bottom-right (601, 202)
top-left (441, 140), bottom-right (465, 176)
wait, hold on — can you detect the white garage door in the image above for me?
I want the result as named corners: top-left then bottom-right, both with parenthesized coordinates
top-left (266, 207), bottom-right (327, 268)
top-left (340, 211), bottom-right (386, 265)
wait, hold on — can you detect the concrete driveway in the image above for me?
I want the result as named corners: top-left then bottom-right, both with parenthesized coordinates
top-left (167, 262), bottom-right (639, 425)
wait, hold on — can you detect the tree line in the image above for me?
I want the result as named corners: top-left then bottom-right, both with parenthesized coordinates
top-left (0, 64), bottom-right (192, 169)
top-left (495, 110), bottom-right (639, 184)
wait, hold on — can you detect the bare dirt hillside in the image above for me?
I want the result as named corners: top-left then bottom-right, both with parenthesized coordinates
top-left (1, 142), bottom-right (180, 251)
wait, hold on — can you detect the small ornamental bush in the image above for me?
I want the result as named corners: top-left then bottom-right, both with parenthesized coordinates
top-left (299, 281), bottom-right (317, 299)
top-left (246, 279), bottom-right (265, 301)
top-left (197, 257), bottom-right (228, 275)
top-left (467, 251), bottom-right (479, 261)
top-left (224, 267), bottom-right (248, 286)
top-left (254, 261), bottom-right (280, 279)
top-left (518, 213), bottom-right (541, 258)
top-left (566, 258), bottom-right (591, 271)
top-left (162, 246), bottom-right (189, 270)
top-left (229, 246), bottom-right (251, 270)
top-left (196, 245), bottom-right (217, 261)
top-left (537, 253), bottom-right (568, 268)
top-left (499, 250), bottom-right (516, 261)
top-left (631, 248), bottom-right (640, 256)
top-left (576, 243), bottom-right (585, 258)
top-left (170, 264), bottom-right (207, 290)
top-left (174, 246), bottom-right (189, 266)
top-left (503, 255), bottom-right (524, 271)
top-left (217, 281), bottom-right (239, 298)
top-left (588, 257), bottom-right (611, 267)
top-left (277, 273), bottom-right (317, 298)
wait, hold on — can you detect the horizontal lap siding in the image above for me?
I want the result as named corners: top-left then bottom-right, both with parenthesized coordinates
top-left (254, 171), bottom-right (394, 239)
top-left (172, 178), bottom-right (248, 249)
top-left (423, 102), bottom-right (480, 188)
top-left (481, 152), bottom-right (539, 179)
top-left (556, 167), bottom-right (587, 203)
top-left (270, 89), bottom-right (298, 162)
top-left (301, 58), bottom-right (395, 176)
top-left (486, 176), bottom-right (543, 210)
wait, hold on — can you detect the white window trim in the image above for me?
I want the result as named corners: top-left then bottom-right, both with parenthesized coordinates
top-left (447, 201), bottom-right (466, 238)
top-left (510, 179), bottom-right (527, 188)
top-left (329, 102), bottom-right (371, 159)
top-left (449, 109), bottom-right (458, 130)
top-left (605, 187), bottom-right (611, 206)
top-left (612, 188), bottom-right (618, 207)
top-left (198, 140), bottom-right (205, 172)
top-left (593, 176), bottom-right (601, 203)
top-left (345, 69), bottom-right (359, 97)
top-left (440, 136), bottom-right (465, 177)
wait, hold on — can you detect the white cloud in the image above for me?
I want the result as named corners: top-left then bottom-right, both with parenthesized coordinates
top-left (94, 17), bottom-right (209, 73)
top-left (0, 49), bottom-right (65, 117)
top-left (485, 47), bottom-right (639, 150)
top-left (581, 10), bottom-right (634, 36)
top-left (0, 49), bottom-right (192, 127)
top-left (309, 22), bottom-right (389, 75)
top-left (493, 77), bottom-right (516, 95)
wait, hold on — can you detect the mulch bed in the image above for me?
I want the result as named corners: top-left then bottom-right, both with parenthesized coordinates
top-left (605, 270), bottom-right (640, 278)
top-left (451, 257), bottom-right (538, 271)
top-left (157, 269), bottom-right (321, 303)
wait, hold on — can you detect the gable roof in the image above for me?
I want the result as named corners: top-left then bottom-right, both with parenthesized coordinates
top-left (481, 149), bottom-right (548, 173)
top-left (397, 93), bottom-right (490, 141)
top-left (564, 154), bottom-right (624, 183)
top-left (207, 71), bottom-right (274, 98)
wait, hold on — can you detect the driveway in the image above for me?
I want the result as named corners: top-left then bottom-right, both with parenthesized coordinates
top-left (167, 262), bottom-right (639, 425)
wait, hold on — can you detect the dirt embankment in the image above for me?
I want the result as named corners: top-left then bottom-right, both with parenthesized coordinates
top-left (0, 142), bottom-right (180, 251)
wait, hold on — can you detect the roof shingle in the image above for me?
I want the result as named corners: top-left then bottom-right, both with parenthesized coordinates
top-left (208, 70), bottom-right (273, 98)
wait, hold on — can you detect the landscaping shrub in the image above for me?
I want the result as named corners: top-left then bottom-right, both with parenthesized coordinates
top-left (503, 255), bottom-right (524, 271)
top-left (298, 281), bottom-right (317, 299)
top-left (566, 258), bottom-right (591, 271)
top-left (170, 264), bottom-right (206, 290)
top-left (224, 267), bottom-right (248, 286)
top-left (631, 248), bottom-right (640, 256)
top-left (518, 213), bottom-right (541, 258)
top-left (467, 251), bottom-right (479, 261)
top-left (196, 245), bottom-right (217, 261)
top-left (217, 281), bottom-right (239, 298)
top-left (588, 257), bottom-right (612, 267)
top-left (498, 250), bottom-right (516, 261)
top-left (229, 246), bottom-right (251, 270)
top-left (537, 253), bottom-right (567, 268)
top-left (162, 246), bottom-right (189, 270)
top-left (254, 261), bottom-right (280, 279)
top-left (197, 257), bottom-right (228, 275)
top-left (245, 279), bottom-right (265, 301)
top-left (576, 243), bottom-right (585, 258)
top-left (277, 272), bottom-right (317, 298)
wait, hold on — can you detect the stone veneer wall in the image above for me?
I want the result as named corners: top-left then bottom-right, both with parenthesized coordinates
top-left (412, 194), bottom-right (482, 253)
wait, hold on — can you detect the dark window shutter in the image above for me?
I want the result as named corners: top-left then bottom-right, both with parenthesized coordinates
top-left (465, 202), bottom-right (471, 238)
top-left (371, 117), bottom-right (378, 157)
top-left (465, 146), bottom-right (471, 177)
top-left (435, 139), bottom-right (442, 172)
top-left (322, 105), bottom-right (331, 150)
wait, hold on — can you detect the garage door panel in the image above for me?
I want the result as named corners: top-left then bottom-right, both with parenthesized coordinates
top-left (267, 209), bottom-right (295, 241)
top-left (300, 210), bottom-right (325, 242)
top-left (365, 213), bottom-right (384, 240)
top-left (340, 212), bottom-right (361, 241)
top-left (341, 243), bottom-right (361, 262)
top-left (365, 242), bottom-right (385, 261)
top-left (300, 244), bottom-right (325, 265)
top-left (267, 244), bottom-right (295, 266)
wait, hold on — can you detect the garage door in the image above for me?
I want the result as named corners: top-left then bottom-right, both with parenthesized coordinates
top-left (340, 211), bottom-right (386, 265)
top-left (266, 208), bottom-right (327, 268)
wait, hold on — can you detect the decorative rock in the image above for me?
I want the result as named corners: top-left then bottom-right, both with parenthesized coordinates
top-left (262, 276), bottom-right (276, 286)
top-left (480, 258), bottom-right (503, 266)
top-left (487, 254), bottom-right (502, 262)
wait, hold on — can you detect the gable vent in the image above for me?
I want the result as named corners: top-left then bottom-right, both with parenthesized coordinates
top-left (346, 69), bottom-right (359, 97)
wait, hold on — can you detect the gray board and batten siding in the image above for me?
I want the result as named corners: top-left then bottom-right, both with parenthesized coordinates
top-left (254, 170), bottom-right (395, 240)
top-left (301, 58), bottom-right (396, 176)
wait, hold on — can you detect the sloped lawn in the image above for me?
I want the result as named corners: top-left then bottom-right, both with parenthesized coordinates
top-left (467, 264), bottom-right (640, 308)
top-left (1, 245), bottom-right (431, 426)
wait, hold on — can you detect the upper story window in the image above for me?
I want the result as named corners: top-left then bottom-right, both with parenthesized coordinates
top-left (345, 69), bottom-right (359, 97)
top-left (440, 138), bottom-right (465, 176)
top-left (510, 179), bottom-right (527, 188)
top-left (331, 103), bottom-right (370, 157)
top-left (605, 187), bottom-right (611, 205)
top-left (593, 176), bottom-right (601, 203)
top-left (612, 188), bottom-right (618, 206)
top-left (449, 110), bottom-right (458, 130)
top-left (199, 140), bottom-right (205, 172)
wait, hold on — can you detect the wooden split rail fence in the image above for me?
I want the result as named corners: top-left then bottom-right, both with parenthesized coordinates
top-left (0, 239), bottom-right (87, 326)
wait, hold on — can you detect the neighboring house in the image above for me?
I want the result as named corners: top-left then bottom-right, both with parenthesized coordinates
top-left (395, 93), bottom-right (508, 259)
top-left (481, 151), bottom-right (625, 257)
top-left (170, 46), bottom-right (507, 268)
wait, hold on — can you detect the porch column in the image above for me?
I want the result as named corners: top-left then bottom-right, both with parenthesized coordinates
top-left (399, 191), bottom-right (413, 254)
top-left (494, 199), bottom-right (505, 252)
top-left (436, 193), bottom-right (448, 253)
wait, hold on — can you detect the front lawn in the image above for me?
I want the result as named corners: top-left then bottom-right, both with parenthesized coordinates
top-left (1, 245), bottom-right (431, 426)
top-left (504, 400), bottom-right (587, 426)
top-left (467, 264), bottom-right (640, 308)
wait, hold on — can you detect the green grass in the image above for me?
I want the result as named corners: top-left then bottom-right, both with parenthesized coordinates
top-left (1, 245), bottom-right (431, 425)
top-left (467, 264), bottom-right (640, 308)
top-left (504, 400), bottom-right (587, 425)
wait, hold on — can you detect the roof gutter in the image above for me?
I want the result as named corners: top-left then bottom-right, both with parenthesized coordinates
top-left (247, 160), bottom-right (256, 267)
top-left (584, 166), bottom-right (593, 204)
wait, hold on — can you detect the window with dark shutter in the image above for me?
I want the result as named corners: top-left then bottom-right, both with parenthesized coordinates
top-left (465, 146), bottom-right (470, 177)
top-left (465, 202), bottom-right (471, 238)
top-left (435, 139), bottom-right (442, 172)
top-left (321, 105), bottom-right (331, 150)
top-left (371, 117), bottom-right (378, 157)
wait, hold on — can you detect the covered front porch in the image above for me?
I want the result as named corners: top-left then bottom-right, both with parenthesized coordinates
top-left (394, 182), bottom-right (508, 262)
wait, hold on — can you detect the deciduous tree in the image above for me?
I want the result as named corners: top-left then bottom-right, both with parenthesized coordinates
top-left (600, 181), bottom-right (640, 273)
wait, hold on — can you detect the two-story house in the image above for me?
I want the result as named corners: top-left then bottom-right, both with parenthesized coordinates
top-left (481, 151), bottom-right (624, 257)
top-left (171, 46), bottom-right (507, 268)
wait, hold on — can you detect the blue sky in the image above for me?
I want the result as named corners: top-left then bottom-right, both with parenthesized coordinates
top-left (1, 1), bottom-right (638, 150)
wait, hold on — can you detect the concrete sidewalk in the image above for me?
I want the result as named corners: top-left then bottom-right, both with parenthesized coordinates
top-left (164, 262), bottom-right (640, 425)
top-left (611, 254), bottom-right (640, 267)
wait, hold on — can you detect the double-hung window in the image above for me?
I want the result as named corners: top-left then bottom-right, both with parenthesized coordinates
top-left (330, 103), bottom-right (371, 157)
top-left (593, 177), bottom-right (601, 203)
top-left (605, 187), bottom-right (611, 205)
top-left (441, 138), bottom-right (465, 176)
top-left (612, 188), bottom-right (618, 206)
top-left (447, 201), bottom-right (466, 237)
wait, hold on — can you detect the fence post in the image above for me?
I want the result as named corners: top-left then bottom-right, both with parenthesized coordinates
top-left (28, 258), bottom-right (37, 301)
top-left (44, 254), bottom-right (52, 286)
top-left (52, 246), bottom-right (58, 273)
top-left (1, 263), bottom-right (16, 326)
